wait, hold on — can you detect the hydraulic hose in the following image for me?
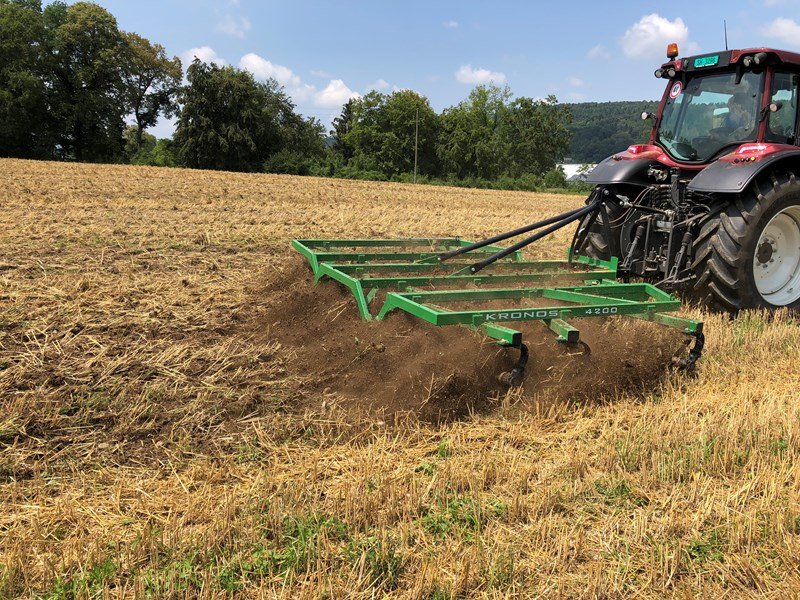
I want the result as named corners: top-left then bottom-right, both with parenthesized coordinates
top-left (438, 204), bottom-right (589, 262)
top-left (468, 201), bottom-right (601, 274)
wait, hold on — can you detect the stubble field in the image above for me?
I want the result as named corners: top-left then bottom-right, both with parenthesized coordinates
top-left (1, 159), bottom-right (800, 598)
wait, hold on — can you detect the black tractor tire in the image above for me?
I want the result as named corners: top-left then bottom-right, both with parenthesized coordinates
top-left (581, 221), bottom-right (614, 260)
top-left (575, 199), bottom-right (626, 261)
top-left (690, 169), bottom-right (800, 313)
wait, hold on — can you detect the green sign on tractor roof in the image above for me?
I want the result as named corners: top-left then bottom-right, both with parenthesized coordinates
top-left (694, 55), bottom-right (719, 68)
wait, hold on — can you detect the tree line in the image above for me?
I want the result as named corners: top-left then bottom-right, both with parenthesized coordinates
top-left (566, 101), bottom-right (659, 163)
top-left (324, 86), bottom-right (572, 188)
top-left (1, 0), bottom-right (652, 190)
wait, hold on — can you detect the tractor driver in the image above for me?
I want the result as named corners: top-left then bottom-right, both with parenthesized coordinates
top-left (724, 92), bottom-right (756, 137)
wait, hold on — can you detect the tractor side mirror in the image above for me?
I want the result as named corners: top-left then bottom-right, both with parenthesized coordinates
top-left (641, 111), bottom-right (655, 121)
top-left (770, 101), bottom-right (783, 113)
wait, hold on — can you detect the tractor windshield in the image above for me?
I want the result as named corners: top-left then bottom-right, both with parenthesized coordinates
top-left (657, 71), bottom-right (763, 162)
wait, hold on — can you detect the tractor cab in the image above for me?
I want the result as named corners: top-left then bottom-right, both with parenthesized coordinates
top-left (651, 46), bottom-right (800, 165)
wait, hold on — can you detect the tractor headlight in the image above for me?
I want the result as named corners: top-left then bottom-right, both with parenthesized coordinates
top-left (743, 52), bottom-right (768, 68)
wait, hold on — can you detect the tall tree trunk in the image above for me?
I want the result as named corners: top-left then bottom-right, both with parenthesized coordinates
top-left (135, 112), bottom-right (144, 151)
top-left (75, 118), bottom-right (83, 162)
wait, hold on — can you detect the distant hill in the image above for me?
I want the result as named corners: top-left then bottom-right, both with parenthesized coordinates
top-left (565, 101), bottom-right (659, 163)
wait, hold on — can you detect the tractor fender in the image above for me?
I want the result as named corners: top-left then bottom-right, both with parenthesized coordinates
top-left (585, 155), bottom-right (653, 185)
top-left (688, 149), bottom-right (800, 194)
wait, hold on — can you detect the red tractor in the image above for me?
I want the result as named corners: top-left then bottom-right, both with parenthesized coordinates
top-left (577, 43), bottom-right (800, 312)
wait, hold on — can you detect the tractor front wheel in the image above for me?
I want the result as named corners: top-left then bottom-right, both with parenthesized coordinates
top-left (690, 170), bottom-right (800, 312)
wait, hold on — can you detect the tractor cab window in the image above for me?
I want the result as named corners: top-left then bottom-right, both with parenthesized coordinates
top-left (657, 71), bottom-right (762, 162)
top-left (766, 72), bottom-right (798, 144)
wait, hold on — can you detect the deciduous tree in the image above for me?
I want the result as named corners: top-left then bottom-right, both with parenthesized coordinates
top-left (174, 60), bottom-right (324, 172)
top-left (0, 0), bottom-right (48, 157)
top-left (331, 98), bottom-right (356, 160)
top-left (120, 32), bottom-right (182, 151)
top-left (503, 95), bottom-right (571, 176)
top-left (437, 85), bottom-right (511, 179)
top-left (338, 90), bottom-right (439, 177)
top-left (44, 1), bottom-right (126, 161)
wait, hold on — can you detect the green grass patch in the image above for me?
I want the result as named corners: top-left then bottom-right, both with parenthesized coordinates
top-left (219, 514), bottom-right (350, 589)
top-left (44, 558), bottom-right (117, 600)
top-left (415, 461), bottom-right (436, 476)
top-left (436, 440), bottom-right (452, 459)
top-left (593, 478), bottom-right (648, 510)
top-left (420, 494), bottom-right (507, 540)
top-left (685, 530), bottom-right (725, 563)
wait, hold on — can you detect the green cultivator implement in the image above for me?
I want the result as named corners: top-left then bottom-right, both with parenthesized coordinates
top-left (293, 205), bottom-right (704, 386)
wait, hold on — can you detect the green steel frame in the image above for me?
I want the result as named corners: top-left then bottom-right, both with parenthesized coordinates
top-left (291, 238), bottom-right (703, 348)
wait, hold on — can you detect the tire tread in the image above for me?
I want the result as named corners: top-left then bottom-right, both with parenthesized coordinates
top-left (690, 169), bottom-right (800, 312)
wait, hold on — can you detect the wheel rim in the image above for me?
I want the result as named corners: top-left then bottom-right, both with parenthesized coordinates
top-left (753, 205), bottom-right (800, 305)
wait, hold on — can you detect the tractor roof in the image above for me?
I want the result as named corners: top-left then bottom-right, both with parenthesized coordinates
top-left (728, 47), bottom-right (800, 65)
top-left (663, 47), bottom-right (800, 71)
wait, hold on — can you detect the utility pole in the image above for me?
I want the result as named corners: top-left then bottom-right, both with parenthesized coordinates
top-left (413, 107), bottom-right (419, 184)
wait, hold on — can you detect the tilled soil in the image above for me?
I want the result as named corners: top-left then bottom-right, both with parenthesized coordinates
top-left (245, 258), bottom-right (689, 423)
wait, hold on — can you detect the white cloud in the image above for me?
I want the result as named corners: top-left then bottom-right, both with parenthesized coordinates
top-left (761, 17), bottom-right (800, 45)
top-left (455, 64), bottom-right (507, 85)
top-left (311, 69), bottom-right (334, 78)
top-left (620, 14), bottom-right (699, 59)
top-left (181, 46), bottom-right (226, 67)
top-left (239, 53), bottom-right (360, 110)
top-left (443, 20), bottom-right (459, 29)
top-left (567, 76), bottom-right (585, 87)
top-left (366, 78), bottom-right (391, 91)
top-left (239, 53), bottom-right (316, 102)
top-left (315, 79), bottom-right (360, 108)
top-left (216, 15), bottom-right (251, 39)
top-left (240, 53), bottom-right (300, 88)
top-left (587, 44), bottom-right (611, 60)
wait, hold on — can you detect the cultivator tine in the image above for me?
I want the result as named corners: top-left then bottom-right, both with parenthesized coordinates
top-left (498, 343), bottom-right (529, 387)
top-left (567, 341), bottom-right (592, 356)
top-left (671, 331), bottom-right (705, 373)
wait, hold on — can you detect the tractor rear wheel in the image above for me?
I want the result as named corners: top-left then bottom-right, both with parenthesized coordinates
top-left (690, 170), bottom-right (800, 312)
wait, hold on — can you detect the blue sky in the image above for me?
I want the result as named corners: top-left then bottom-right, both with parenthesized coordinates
top-left (48, 0), bottom-right (800, 136)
